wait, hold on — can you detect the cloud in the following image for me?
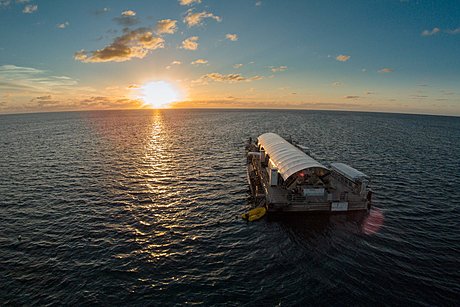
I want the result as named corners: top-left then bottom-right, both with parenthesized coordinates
top-left (122, 10), bottom-right (135, 16)
top-left (31, 95), bottom-right (51, 101)
top-left (191, 59), bottom-right (208, 65)
top-left (344, 95), bottom-right (360, 99)
top-left (420, 27), bottom-right (460, 36)
top-left (0, 65), bottom-right (42, 77)
top-left (74, 28), bottom-right (164, 63)
top-left (271, 66), bottom-right (287, 72)
top-left (31, 95), bottom-right (60, 107)
top-left (255, 1), bottom-right (262, 6)
top-left (410, 94), bottom-right (428, 98)
top-left (0, 65), bottom-right (148, 112)
top-left (179, 0), bottom-right (201, 5)
top-left (194, 73), bottom-right (263, 84)
top-left (22, 4), bottom-right (37, 13)
top-left (440, 90), bottom-right (454, 95)
top-left (76, 96), bottom-right (143, 108)
top-left (181, 36), bottom-right (199, 50)
top-left (183, 9), bottom-right (221, 27)
top-left (378, 68), bottom-right (393, 73)
top-left (336, 54), bottom-right (351, 62)
top-left (29, 96), bottom-right (144, 111)
top-left (155, 19), bottom-right (177, 34)
top-left (421, 27), bottom-right (440, 36)
top-left (0, 65), bottom-right (77, 92)
top-left (166, 60), bottom-right (182, 69)
top-left (233, 63), bottom-right (243, 69)
top-left (113, 10), bottom-right (139, 26)
top-left (57, 21), bottom-right (69, 29)
top-left (226, 33), bottom-right (238, 41)
top-left (445, 28), bottom-right (460, 34)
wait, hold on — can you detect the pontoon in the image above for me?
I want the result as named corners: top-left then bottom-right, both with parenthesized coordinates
top-left (246, 133), bottom-right (372, 212)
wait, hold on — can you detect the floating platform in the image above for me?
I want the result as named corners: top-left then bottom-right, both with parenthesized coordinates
top-left (246, 133), bottom-right (372, 213)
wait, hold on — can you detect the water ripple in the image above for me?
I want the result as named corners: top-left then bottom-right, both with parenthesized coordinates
top-left (0, 110), bottom-right (459, 305)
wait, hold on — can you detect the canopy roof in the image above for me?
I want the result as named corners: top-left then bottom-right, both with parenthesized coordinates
top-left (330, 163), bottom-right (368, 182)
top-left (257, 133), bottom-right (328, 180)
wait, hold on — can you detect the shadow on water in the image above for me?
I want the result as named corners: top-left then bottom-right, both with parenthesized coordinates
top-left (266, 210), bottom-right (373, 240)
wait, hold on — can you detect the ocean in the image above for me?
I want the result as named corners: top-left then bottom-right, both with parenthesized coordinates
top-left (0, 109), bottom-right (459, 305)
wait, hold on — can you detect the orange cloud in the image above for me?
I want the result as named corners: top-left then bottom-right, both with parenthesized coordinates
top-left (113, 10), bottom-right (139, 26)
top-left (74, 28), bottom-right (164, 63)
top-left (184, 9), bottom-right (221, 27)
top-left (336, 54), bottom-right (351, 62)
top-left (226, 33), bottom-right (238, 41)
top-left (155, 19), bottom-right (178, 34)
top-left (121, 10), bottom-right (136, 16)
top-left (191, 59), bottom-right (208, 65)
top-left (181, 36), bottom-right (199, 50)
top-left (378, 68), bottom-right (393, 73)
top-left (179, 0), bottom-right (201, 5)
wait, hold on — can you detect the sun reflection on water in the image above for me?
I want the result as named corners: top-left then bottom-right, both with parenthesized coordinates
top-left (127, 110), bottom-right (187, 261)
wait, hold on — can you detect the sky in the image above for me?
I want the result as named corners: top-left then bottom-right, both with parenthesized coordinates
top-left (0, 0), bottom-right (459, 115)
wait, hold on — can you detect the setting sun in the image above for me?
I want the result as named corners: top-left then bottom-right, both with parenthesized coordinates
top-left (141, 81), bottom-right (180, 108)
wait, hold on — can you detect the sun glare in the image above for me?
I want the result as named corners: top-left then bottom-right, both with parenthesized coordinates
top-left (141, 81), bottom-right (180, 108)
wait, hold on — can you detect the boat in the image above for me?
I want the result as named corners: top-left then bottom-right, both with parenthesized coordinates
top-left (242, 206), bottom-right (267, 222)
top-left (245, 133), bottom-right (372, 213)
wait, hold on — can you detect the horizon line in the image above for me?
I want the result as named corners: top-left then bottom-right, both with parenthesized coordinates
top-left (0, 107), bottom-right (459, 118)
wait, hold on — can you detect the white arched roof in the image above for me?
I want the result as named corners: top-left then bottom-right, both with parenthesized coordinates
top-left (258, 133), bottom-right (328, 180)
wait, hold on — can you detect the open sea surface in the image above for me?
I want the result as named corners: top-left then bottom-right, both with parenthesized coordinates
top-left (0, 109), bottom-right (459, 305)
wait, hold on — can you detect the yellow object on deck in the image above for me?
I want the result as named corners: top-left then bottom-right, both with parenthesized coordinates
top-left (242, 207), bottom-right (267, 222)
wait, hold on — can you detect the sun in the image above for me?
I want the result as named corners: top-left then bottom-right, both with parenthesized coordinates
top-left (141, 81), bottom-right (180, 108)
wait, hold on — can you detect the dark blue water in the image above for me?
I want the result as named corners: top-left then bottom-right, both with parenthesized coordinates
top-left (1, 109), bottom-right (459, 305)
